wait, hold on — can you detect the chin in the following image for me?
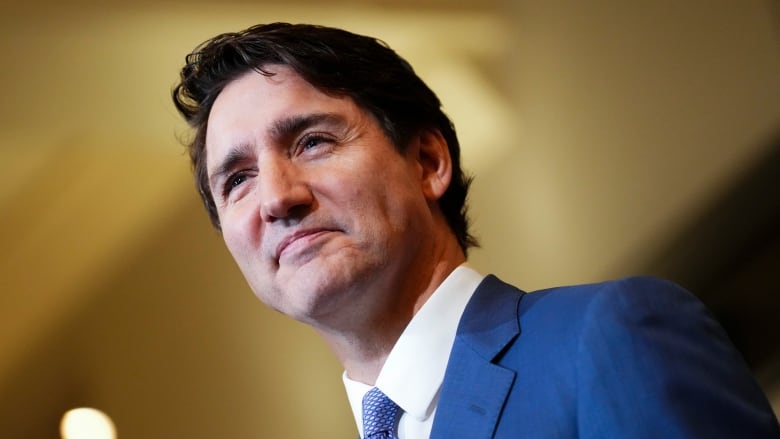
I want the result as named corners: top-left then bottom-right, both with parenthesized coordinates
top-left (258, 243), bottom-right (384, 320)
top-left (263, 273), bottom-right (341, 321)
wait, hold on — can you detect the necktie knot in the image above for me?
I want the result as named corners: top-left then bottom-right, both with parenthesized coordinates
top-left (362, 387), bottom-right (400, 439)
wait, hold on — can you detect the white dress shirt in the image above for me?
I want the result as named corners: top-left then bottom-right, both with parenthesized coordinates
top-left (343, 265), bottom-right (484, 439)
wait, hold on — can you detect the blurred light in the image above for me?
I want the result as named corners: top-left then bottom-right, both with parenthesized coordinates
top-left (60, 408), bottom-right (116, 439)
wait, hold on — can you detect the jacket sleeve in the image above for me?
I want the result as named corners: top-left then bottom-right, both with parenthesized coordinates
top-left (575, 276), bottom-right (780, 438)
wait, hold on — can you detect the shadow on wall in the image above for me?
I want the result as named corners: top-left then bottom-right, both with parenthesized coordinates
top-left (641, 125), bottom-right (780, 390)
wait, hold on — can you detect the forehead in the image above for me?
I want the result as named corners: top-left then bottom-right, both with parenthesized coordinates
top-left (206, 66), bottom-right (357, 149)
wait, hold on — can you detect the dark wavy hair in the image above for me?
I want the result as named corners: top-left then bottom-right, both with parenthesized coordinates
top-left (172, 22), bottom-right (478, 254)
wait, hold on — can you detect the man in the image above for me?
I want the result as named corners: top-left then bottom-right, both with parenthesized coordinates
top-left (172, 23), bottom-right (780, 438)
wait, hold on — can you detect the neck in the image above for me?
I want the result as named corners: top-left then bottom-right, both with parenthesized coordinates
top-left (315, 235), bottom-right (466, 385)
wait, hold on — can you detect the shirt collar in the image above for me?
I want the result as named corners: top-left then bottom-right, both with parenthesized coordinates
top-left (343, 264), bottom-right (484, 433)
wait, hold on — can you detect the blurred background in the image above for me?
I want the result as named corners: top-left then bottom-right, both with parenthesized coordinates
top-left (1, 0), bottom-right (779, 437)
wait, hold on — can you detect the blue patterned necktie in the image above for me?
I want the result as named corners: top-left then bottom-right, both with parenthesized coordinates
top-left (362, 387), bottom-right (400, 439)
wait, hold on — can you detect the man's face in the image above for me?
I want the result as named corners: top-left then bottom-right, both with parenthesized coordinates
top-left (205, 66), bottom-right (437, 328)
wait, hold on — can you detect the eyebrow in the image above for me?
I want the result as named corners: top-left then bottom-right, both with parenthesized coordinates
top-left (208, 112), bottom-right (346, 190)
top-left (269, 112), bottom-right (346, 142)
top-left (208, 142), bottom-right (254, 191)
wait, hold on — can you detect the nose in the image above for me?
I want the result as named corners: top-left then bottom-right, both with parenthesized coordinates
top-left (257, 159), bottom-right (313, 222)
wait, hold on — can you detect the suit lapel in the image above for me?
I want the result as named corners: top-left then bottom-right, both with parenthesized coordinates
top-left (430, 276), bottom-right (525, 439)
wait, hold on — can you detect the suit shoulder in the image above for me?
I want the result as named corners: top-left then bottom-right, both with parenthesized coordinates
top-left (528, 275), bottom-right (688, 297)
top-left (513, 275), bottom-right (722, 344)
top-left (522, 276), bottom-right (700, 316)
top-left (490, 275), bottom-right (780, 437)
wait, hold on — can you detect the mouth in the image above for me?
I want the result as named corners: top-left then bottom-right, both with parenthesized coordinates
top-left (275, 228), bottom-right (335, 261)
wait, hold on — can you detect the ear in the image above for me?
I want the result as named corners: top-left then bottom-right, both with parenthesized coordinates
top-left (411, 128), bottom-right (452, 202)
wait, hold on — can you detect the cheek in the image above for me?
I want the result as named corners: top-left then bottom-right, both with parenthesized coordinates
top-left (353, 186), bottom-right (419, 241)
top-left (219, 205), bottom-right (261, 252)
top-left (223, 236), bottom-right (248, 271)
top-left (221, 221), bottom-right (256, 266)
top-left (340, 181), bottom-right (394, 221)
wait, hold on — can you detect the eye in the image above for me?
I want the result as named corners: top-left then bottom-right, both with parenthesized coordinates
top-left (223, 172), bottom-right (247, 196)
top-left (298, 133), bottom-right (332, 153)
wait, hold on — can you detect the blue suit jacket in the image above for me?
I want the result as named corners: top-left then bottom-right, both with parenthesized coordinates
top-left (430, 275), bottom-right (780, 438)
